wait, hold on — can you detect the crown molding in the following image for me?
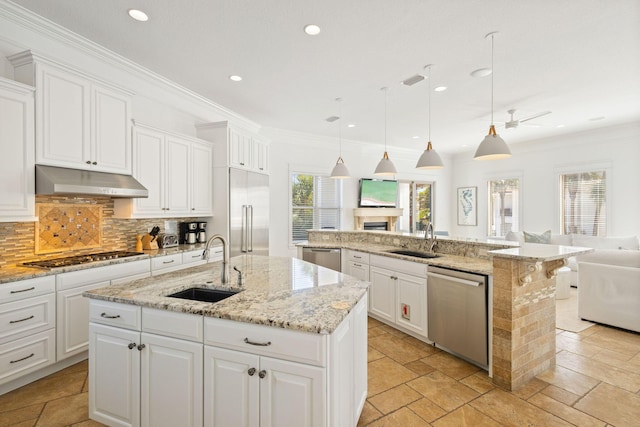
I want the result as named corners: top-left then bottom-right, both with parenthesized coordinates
top-left (0, 1), bottom-right (261, 132)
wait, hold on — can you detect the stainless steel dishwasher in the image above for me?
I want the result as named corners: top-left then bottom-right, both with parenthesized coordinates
top-left (427, 266), bottom-right (488, 367)
top-left (302, 247), bottom-right (341, 272)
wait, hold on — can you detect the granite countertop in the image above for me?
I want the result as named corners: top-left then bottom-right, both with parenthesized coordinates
top-left (488, 243), bottom-right (594, 261)
top-left (301, 242), bottom-right (494, 276)
top-left (84, 255), bottom-right (369, 335)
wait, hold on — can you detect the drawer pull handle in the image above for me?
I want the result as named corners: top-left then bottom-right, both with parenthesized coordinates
top-left (353, 263), bottom-right (362, 267)
top-left (10, 353), bottom-right (34, 364)
top-left (354, 256), bottom-right (362, 259)
top-left (9, 315), bottom-right (34, 324)
top-left (163, 260), bottom-right (175, 264)
top-left (248, 367), bottom-right (256, 376)
top-left (244, 338), bottom-right (271, 347)
top-left (258, 370), bottom-right (267, 379)
top-left (10, 287), bottom-right (35, 294)
top-left (137, 344), bottom-right (146, 351)
top-left (128, 343), bottom-right (137, 350)
top-left (192, 254), bottom-right (200, 258)
top-left (101, 313), bottom-right (121, 319)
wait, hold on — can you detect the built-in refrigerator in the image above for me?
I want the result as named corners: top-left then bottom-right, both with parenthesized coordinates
top-left (229, 168), bottom-right (269, 257)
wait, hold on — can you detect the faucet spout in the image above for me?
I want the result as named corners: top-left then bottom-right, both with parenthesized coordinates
top-left (203, 234), bottom-right (229, 284)
top-left (424, 222), bottom-right (437, 253)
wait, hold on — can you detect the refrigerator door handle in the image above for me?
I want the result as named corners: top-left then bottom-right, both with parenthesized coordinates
top-left (241, 205), bottom-right (247, 253)
top-left (249, 205), bottom-right (254, 252)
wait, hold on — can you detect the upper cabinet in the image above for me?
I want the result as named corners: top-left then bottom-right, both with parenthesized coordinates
top-left (0, 78), bottom-right (36, 222)
top-left (198, 122), bottom-right (269, 174)
top-left (9, 51), bottom-right (133, 174)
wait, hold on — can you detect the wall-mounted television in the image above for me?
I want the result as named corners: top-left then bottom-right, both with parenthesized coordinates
top-left (358, 178), bottom-right (398, 207)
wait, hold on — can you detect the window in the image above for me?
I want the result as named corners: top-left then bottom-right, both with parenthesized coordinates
top-left (397, 181), bottom-right (434, 234)
top-left (488, 178), bottom-right (520, 237)
top-left (291, 173), bottom-right (342, 243)
top-left (560, 170), bottom-right (606, 236)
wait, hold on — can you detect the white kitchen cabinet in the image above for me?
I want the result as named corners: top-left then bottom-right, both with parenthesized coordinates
top-left (343, 250), bottom-right (370, 282)
top-left (150, 253), bottom-right (184, 276)
top-left (229, 127), bottom-right (252, 169)
top-left (114, 124), bottom-right (213, 218)
top-left (251, 136), bottom-right (269, 173)
top-left (10, 52), bottom-right (133, 174)
top-left (369, 266), bottom-right (397, 324)
top-left (0, 78), bottom-right (35, 222)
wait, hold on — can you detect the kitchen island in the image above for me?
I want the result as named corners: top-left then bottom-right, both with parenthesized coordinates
top-left (84, 255), bottom-right (369, 427)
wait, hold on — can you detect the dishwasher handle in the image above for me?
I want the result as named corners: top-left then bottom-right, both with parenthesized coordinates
top-left (428, 272), bottom-right (482, 287)
top-left (305, 248), bottom-right (340, 253)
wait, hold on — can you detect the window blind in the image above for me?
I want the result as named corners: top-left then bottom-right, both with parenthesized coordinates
top-left (291, 174), bottom-right (342, 243)
top-left (561, 171), bottom-right (606, 236)
top-left (488, 178), bottom-right (520, 237)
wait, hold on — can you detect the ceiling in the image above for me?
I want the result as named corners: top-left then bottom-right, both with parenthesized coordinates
top-left (10, 0), bottom-right (640, 154)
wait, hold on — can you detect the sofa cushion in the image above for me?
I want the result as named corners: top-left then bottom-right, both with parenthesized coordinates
top-left (577, 249), bottom-right (640, 268)
top-left (505, 231), bottom-right (524, 243)
top-left (572, 235), bottom-right (639, 250)
top-left (524, 230), bottom-right (551, 244)
top-left (551, 234), bottom-right (573, 246)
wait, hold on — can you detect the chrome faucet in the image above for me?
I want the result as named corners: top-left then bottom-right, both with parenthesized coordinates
top-left (203, 234), bottom-right (229, 284)
top-left (424, 222), bottom-right (437, 253)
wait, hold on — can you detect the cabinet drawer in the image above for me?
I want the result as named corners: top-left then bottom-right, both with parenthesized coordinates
top-left (89, 300), bottom-right (141, 330)
top-left (182, 250), bottom-right (207, 266)
top-left (204, 317), bottom-right (326, 367)
top-left (370, 254), bottom-right (428, 278)
top-left (0, 293), bottom-right (55, 344)
top-left (347, 251), bottom-right (370, 264)
top-left (142, 307), bottom-right (203, 342)
top-left (57, 259), bottom-right (150, 291)
top-left (0, 276), bottom-right (55, 303)
top-left (0, 329), bottom-right (55, 385)
top-left (150, 254), bottom-right (183, 275)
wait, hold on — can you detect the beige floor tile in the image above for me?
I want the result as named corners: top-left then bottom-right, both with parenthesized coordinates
top-left (404, 360), bottom-right (436, 376)
top-left (511, 377), bottom-right (548, 400)
top-left (407, 398), bottom-right (447, 423)
top-left (459, 371), bottom-right (495, 394)
top-left (366, 407), bottom-right (431, 427)
top-left (368, 384), bottom-right (423, 414)
top-left (556, 350), bottom-right (640, 392)
top-left (4, 421), bottom-right (35, 427)
top-left (528, 392), bottom-right (606, 427)
top-left (432, 405), bottom-right (502, 427)
top-left (420, 351), bottom-right (480, 380)
top-left (35, 392), bottom-right (90, 427)
top-left (368, 327), bottom-right (387, 339)
top-left (377, 323), bottom-right (410, 337)
top-left (536, 364), bottom-right (600, 396)
top-left (407, 371), bottom-right (479, 412)
top-left (539, 384), bottom-right (581, 406)
top-left (367, 346), bottom-right (385, 362)
top-left (556, 333), bottom-right (602, 357)
top-left (357, 401), bottom-right (383, 426)
top-left (574, 382), bottom-right (640, 427)
top-left (0, 370), bottom-right (87, 412)
top-left (591, 347), bottom-right (640, 371)
top-left (368, 357), bottom-right (419, 396)
top-left (401, 335), bottom-right (440, 355)
top-left (0, 402), bottom-right (42, 427)
top-left (71, 420), bottom-right (107, 427)
top-left (469, 388), bottom-right (572, 426)
top-left (368, 317), bottom-right (384, 329)
top-left (582, 328), bottom-right (640, 355)
top-left (369, 334), bottom-right (433, 364)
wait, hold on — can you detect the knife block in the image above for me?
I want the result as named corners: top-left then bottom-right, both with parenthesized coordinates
top-left (141, 233), bottom-right (158, 250)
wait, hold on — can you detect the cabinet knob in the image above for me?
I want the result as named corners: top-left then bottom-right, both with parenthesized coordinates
top-left (137, 344), bottom-right (146, 351)
top-left (258, 370), bottom-right (267, 379)
top-left (248, 367), bottom-right (256, 376)
top-left (92, 161), bottom-right (97, 165)
top-left (86, 160), bottom-right (92, 164)
top-left (128, 343), bottom-right (136, 350)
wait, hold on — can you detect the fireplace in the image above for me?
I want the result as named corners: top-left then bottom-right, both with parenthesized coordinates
top-left (363, 221), bottom-right (388, 231)
top-left (353, 207), bottom-right (403, 231)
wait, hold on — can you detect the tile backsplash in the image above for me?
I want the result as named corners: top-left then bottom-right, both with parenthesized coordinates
top-left (0, 195), bottom-right (201, 268)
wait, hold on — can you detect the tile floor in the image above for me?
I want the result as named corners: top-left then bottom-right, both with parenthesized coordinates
top-left (1, 318), bottom-right (639, 426)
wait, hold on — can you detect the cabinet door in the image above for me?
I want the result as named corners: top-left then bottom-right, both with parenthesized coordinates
top-left (396, 273), bottom-right (427, 337)
top-left (0, 80), bottom-right (34, 221)
top-left (204, 346), bottom-right (259, 427)
top-left (57, 281), bottom-right (109, 361)
top-left (260, 356), bottom-right (325, 427)
top-left (92, 84), bottom-right (132, 174)
top-left (89, 323), bottom-right (140, 427)
top-left (190, 141), bottom-right (213, 215)
top-left (346, 261), bottom-right (370, 281)
top-left (229, 128), bottom-right (251, 168)
top-left (140, 333), bottom-right (203, 427)
top-left (132, 128), bottom-right (165, 215)
top-left (369, 266), bottom-right (396, 323)
top-left (37, 64), bottom-right (90, 168)
top-left (165, 136), bottom-right (191, 215)
top-left (251, 139), bottom-right (268, 173)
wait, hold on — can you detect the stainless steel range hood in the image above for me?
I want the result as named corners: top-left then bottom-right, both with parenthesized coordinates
top-left (35, 165), bottom-right (148, 198)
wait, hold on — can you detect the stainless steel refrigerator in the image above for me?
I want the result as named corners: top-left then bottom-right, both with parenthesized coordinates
top-left (229, 168), bottom-right (269, 257)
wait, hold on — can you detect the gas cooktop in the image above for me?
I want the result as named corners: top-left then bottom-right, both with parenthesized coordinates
top-left (23, 251), bottom-right (145, 269)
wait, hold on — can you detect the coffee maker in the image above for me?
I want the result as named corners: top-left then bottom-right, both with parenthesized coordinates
top-left (180, 222), bottom-right (198, 244)
top-left (197, 222), bottom-right (207, 243)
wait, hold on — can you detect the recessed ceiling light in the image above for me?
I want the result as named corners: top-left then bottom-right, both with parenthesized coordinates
top-left (347, 124), bottom-right (355, 128)
top-left (556, 124), bottom-right (565, 128)
top-left (434, 86), bottom-right (447, 92)
top-left (304, 24), bottom-right (321, 35)
top-left (128, 9), bottom-right (148, 22)
top-left (229, 75), bottom-right (242, 82)
top-left (470, 68), bottom-right (492, 77)
top-left (588, 116), bottom-right (605, 121)
top-left (412, 136), bottom-right (420, 139)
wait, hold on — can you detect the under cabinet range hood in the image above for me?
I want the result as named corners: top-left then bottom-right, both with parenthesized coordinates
top-left (35, 165), bottom-right (148, 198)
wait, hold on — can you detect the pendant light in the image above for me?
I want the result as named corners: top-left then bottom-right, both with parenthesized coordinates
top-left (374, 87), bottom-right (397, 175)
top-left (474, 31), bottom-right (512, 160)
top-left (329, 98), bottom-right (350, 179)
top-left (416, 64), bottom-right (444, 169)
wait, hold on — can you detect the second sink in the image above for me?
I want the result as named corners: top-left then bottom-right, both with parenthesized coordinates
top-left (387, 249), bottom-right (439, 259)
top-left (167, 287), bottom-right (241, 303)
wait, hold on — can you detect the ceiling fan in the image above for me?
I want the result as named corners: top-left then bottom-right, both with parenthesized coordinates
top-left (502, 109), bottom-right (552, 129)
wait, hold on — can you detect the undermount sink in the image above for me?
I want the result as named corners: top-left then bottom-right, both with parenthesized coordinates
top-left (386, 249), bottom-right (439, 259)
top-left (167, 287), bottom-right (241, 303)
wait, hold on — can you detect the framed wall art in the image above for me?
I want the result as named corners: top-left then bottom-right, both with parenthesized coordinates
top-left (457, 186), bottom-right (477, 226)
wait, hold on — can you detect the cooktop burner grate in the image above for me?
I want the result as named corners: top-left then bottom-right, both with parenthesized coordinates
top-left (23, 251), bottom-right (144, 269)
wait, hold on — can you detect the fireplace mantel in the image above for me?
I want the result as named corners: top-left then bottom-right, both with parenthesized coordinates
top-left (353, 207), bottom-right (403, 231)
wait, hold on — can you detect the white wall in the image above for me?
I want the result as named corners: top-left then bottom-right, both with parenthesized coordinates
top-left (450, 121), bottom-right (640, 239)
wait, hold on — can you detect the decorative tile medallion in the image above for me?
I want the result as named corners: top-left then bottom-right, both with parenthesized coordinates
top-left (36, 203), bottom-right (102, 253)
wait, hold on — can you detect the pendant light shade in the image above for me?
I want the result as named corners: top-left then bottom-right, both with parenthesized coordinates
top-left (474, 31), bottom-right (511, 161)
top-left (329, 98), bottom-right (350, 179)
top-left (375, 87), bottom-right (397, 176)
top-left (416, 65), bottom-right (444, 169)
